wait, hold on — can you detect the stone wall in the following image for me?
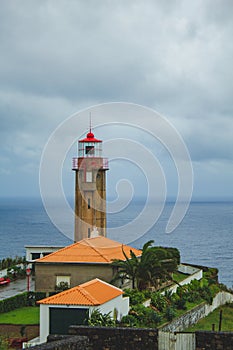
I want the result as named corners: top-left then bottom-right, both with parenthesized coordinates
top-left (161, 264), bottom-right (203, 296)
top-left (196, 331), bottom-right (233, 350)
top-left (160, 291), bottom-right (233, 332)
top-left (25, 328), bottom-right (233, 350)
top-left (68, 326), bottom-right (158, 350)
top-left (28, 335), bottom-right (90, 349)
top-left (160, 302), bottom-right (206, 332)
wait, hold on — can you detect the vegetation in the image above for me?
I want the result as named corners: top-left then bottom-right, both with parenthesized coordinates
top-left (0, 293), bottom-right (28, 314)
top-left (88, 279), bottom-right (224, 328)
top-left (88, 309), bottom-right (116, 327)
top-left (6, 264), bottom-right (26, 281)
top-left (55, 281), bottom-right (69, 293)
top-left (0, 336), bottom-right (8, 350)
top-left (114, 244), bottom-right (222, 329)
top-left (185, 304), bottom-right (233, 332)
top-left (172, 271), bottom-right (188, 283)
top-left (120, 277), bottom-right (223, 328)
top-left (203, 267), bottom-right (219, 284)
top-left (0, 292), bottom-right (46, 313)
top-left (123, 288), bottom-right (150, 305)
top-left (0, 256), bottom-right (26, 270)
top-left (112, 240), bottom-right (180, 290)
top-left (122, 304), bottom-right (162, 327)
top-left (0, 307), bottom-right (39, 325)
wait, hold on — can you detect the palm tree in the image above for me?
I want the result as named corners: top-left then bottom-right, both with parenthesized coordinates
top-left (112, 241), bottom-right (179, 290)
top-left (111, 245), bottom-right (139, 289)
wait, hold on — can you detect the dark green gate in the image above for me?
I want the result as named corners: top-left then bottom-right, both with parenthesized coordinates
top-left (49, 307), bottom-right (88, 335)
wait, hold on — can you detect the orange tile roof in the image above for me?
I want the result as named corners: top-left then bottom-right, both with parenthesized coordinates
top-left (38, 278), bottom-right (123, 306)
top-left (36, 236), bottom-right (141, 264)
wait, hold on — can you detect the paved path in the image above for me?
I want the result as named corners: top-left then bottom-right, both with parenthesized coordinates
top-left (0, 277), bottom-right (35, 300)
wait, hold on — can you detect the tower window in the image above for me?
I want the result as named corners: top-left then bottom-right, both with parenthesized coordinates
top-left (85, 145), bottom-right (94, 155)
top-left (86, 171), bottom-right (92, 182)
top-left (88, 198), bottom-right (91, 209)
top-left (88, 228), bottom-right (91, 238)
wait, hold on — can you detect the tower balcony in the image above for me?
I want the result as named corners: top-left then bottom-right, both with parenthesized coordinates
top-left (72, 157), bottom-right (109, 171)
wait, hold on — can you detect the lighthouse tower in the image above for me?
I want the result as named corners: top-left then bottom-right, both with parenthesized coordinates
top-left (72, 128), bottom-right (109, 242)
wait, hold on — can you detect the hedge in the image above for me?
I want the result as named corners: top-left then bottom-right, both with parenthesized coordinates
top-left (0, 292), bottom-right (46, 313)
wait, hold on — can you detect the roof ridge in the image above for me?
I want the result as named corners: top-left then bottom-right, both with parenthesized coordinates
top-left (94, 278), bottom-right (123, 293)
top-left (81, 278), bottom-right (123, 294)
top-left (81, 238), bottom-right (110, 262)
top-left (78, 284), bottom-right (100, 305)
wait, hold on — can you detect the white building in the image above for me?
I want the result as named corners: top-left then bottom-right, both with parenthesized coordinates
top-left (25, 245), bottom-right (65, 262)
top-left (37, 278), bottom-right (129, 343)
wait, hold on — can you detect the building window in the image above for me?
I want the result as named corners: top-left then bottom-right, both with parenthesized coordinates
top-left (88, 198), bottom-right (91, 209)
top-left (43, 252), bottom-right (52, 257)
top-left (56, 276), bottom-right (71, 288)
top-left (86, 171), bottom-right (92, 182)
top-left (31, 253), bottom-right (41, 260)
top-left (88, 228), bottom-right (91, 238)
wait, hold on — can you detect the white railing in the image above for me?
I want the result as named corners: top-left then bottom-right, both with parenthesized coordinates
top-left (72, 157), bottom-right (109, 170)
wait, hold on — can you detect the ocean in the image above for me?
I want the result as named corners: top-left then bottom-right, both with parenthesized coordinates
top-left (0, 198), bottom-right (232, 288)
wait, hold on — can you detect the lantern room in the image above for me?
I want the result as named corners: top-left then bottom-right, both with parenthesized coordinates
top-left (78, 131), bottom-right (102, 158)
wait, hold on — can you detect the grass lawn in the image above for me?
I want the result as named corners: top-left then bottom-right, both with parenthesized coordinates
top-left (185, 304), bottom-right (233, 332)
top-left (0, 307), bottom-right (39, 325)
top-left (172, 271), bottom-right (188, 283)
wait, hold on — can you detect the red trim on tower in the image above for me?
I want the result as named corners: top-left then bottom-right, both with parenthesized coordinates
top-left (79, 131), bottom-right (102, 143)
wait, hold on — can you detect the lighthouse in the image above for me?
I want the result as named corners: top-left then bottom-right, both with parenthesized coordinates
top-left (72, 128), bottom-right (109, 242)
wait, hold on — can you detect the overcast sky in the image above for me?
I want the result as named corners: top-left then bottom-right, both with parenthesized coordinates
top-left (1, 0), bottom-right (233, 201)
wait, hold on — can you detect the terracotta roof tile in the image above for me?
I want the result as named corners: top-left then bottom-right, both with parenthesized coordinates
top-left (38, 278), bottom-right (123, 306)
top-left (36, 236), bottom-right (141, 264)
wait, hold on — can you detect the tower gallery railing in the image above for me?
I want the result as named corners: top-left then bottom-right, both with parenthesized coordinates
top-left (72, 157), bottom-right (109, 170)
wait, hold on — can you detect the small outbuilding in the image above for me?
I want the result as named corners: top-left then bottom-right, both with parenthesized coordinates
top-left (38, 278), bottom-right (129, 343)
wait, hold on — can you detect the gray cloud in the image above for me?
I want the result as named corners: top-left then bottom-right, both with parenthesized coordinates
top-left (0, 0), bottom-right (232, 198)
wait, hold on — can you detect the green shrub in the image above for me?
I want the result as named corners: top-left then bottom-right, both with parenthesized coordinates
top-left (151, 292), bottom-right (167, 311)
top-left (0, 293), bottom-right (28, 313)
top-left (0, 292), bottom-right (47, 313)
top-left (0, 336), bottom-right (8, 350)
top-left (199, 285), bottom-right (213, 305)
top-left (123, 289), bottom-right (147, 305)
top-left (88, 309), bottom-right (115, 327)
top-left (144, 308), bottom-right (162, 326)
top-left (55, 281), bottom-right (69, 293)
top-left (121, 314), bottom-right (139, 327)
top-left (165, 306), bottom-right (176, 321)
top-left (130, 304), bottom-right (161, 327)
top-left (175, 297), bottom-right (187, 310)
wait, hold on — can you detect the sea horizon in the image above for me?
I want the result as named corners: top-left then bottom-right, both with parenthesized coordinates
top-left (0, 197), bottom-right (232, 288)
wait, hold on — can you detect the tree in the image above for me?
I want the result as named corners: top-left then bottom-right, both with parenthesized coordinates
top-left (112, 241), bottom-right (179, 290)
top-left (111, 245), bottom-right (139, 288)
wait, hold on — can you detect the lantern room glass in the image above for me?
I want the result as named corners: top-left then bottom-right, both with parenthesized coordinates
top-left (78, 141), bottom-right (102, 157)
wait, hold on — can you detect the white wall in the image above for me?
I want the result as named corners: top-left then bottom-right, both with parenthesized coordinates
top-left (204, 291), bottom-right (233, 316)
top-left (90, 295), bottom-right (129, 321)
top-left (39, 295), bottom-right (129, 343)
top-left (40, 304), bottom-right (50, 343)
top-left (162, 265), bottom-right (203, 295)
top-left (178, 264), bottom-right (200, 275)
top-left (39, 304), bottom-right (88, 343)
top-left (25, 246), bottom-right (64, 261)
